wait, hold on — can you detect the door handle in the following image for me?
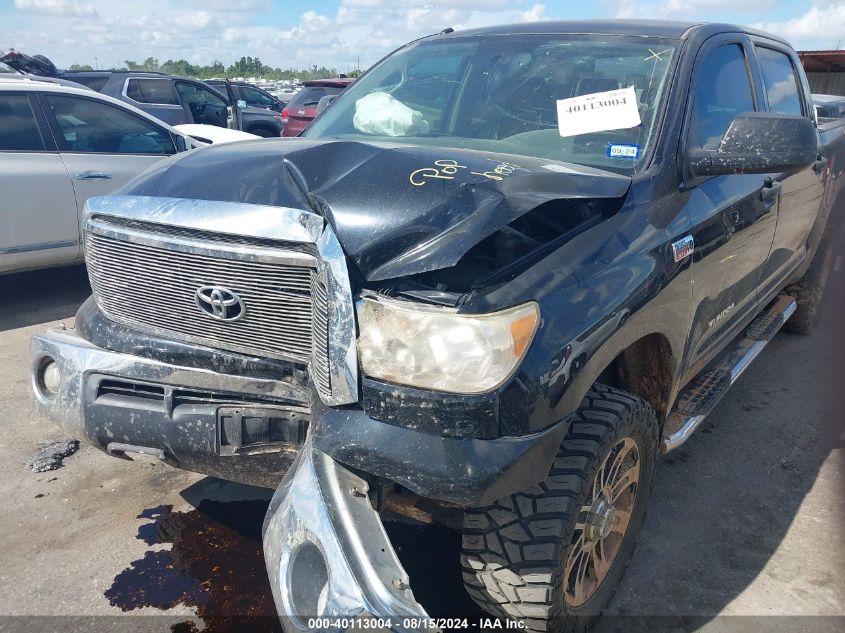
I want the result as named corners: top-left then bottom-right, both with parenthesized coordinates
top-left (75, 170), bottom-right (112, 180)
top-left (814, 156), bottom-right (829, 175)
top-left (760, 179), bottom-right (781, 205)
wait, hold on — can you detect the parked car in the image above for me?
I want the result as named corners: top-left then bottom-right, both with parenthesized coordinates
top-left (0, 53), bottom-right (286, 138)
top-left (813, 93), bottom-right (845, 120)
top-left (280, 77), bottom-right (352, 136)
top-left (30, 20), bottom-right (844, 632)
top-left (0, 77), bottom-right (254, 274)
top-left (206, 80), bottom-right (285, 112)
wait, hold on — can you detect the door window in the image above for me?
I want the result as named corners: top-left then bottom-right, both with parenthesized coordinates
top-left (175, 82), bottom-right (227, 110)
top-left (241, 86), bottom-right (276, 108)
top-left (126, 78), bottom-right (178, 105)
top-left (755, 47), bottom-right (804, 116)
top-left (0, 94), bottom-right (45, 151)
top-left (45, 94), bottom-right (176, 154)
top-left (688, 44), bottom-right (756, 149)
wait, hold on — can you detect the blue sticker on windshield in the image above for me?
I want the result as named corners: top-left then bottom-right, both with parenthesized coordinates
top-left (607, 144), bottom-right (640, 159)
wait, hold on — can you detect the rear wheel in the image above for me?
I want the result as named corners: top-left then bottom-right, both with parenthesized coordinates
top-left (784, 226), bottom-right (836, 335)
top-left (461, 384), bottom-right (658, 632)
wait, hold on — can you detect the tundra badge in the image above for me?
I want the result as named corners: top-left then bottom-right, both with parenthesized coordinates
top-left (672, 235), bottom-right (695, 263)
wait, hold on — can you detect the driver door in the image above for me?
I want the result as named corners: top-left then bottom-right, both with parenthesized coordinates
top-left (174, 80), bottom-right (229, 128)
top-left (681, 37), bottom-right (779, 372)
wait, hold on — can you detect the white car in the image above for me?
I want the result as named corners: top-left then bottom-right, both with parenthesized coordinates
top-left (0, 76), bottom-right (257, 274)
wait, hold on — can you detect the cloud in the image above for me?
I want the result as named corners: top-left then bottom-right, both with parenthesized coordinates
top-left (5, 0), bottom-right (843, 75)
top-left (14, 0), bottom-right (98, 17)
top-left (521, 3), bottom-right (546, 21)
top-left (755, 3), bottom-right (845, 49)
top-left (663, 0), bottom-right (772, 12)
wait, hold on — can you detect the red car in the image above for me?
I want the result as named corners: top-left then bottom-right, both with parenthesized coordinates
top-left (281, 78), bottom-right (353, 137)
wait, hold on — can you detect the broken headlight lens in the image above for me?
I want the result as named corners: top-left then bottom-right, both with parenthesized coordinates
top-left (356, 297), bottom-right (539, 393)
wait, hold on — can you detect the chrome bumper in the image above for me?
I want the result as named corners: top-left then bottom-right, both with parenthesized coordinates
top-left (263, 438), bottom-right (433, 633)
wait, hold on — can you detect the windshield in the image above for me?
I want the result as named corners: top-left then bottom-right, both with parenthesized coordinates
top-left (306, 35), bottom-right (677, 173)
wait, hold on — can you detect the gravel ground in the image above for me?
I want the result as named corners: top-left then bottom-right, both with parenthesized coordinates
top-left (0, 260), bottom-right (842, 633)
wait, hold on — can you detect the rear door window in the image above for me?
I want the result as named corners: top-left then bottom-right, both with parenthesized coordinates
top-left (755, 47), bottom-right (804, 116)
top-left (0, 93), bottom-right (46, 151)
top-left (126, 78), bottom-right (179, 105)
top-left (45, 94), bottom-right (176, 154)
top-left (688, 44), bottom-right (756, 149)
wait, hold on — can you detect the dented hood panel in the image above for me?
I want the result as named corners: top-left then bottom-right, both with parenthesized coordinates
top-left (123, 138), bottom-right (631, 280)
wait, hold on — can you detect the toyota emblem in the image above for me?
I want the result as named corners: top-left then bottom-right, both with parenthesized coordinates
top-left (195, 286), bottom-right (246, 322)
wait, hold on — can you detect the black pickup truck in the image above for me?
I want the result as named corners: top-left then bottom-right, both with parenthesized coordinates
top-left (30, 20), bottom-right (844, 632)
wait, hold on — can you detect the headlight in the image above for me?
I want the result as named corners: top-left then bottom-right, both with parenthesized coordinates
top-left (356, 297), bottom-right (539, 394)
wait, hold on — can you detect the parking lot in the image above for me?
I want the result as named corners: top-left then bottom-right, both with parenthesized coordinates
top-left (0, 250), bottom-right (842, 631)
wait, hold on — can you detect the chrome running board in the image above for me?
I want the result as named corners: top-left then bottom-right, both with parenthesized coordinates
top-left (662, 295), bottom-right (797, 453)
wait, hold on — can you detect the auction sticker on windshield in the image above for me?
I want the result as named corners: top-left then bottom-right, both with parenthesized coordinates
top-left (556, 86), bottom-right (641, 138)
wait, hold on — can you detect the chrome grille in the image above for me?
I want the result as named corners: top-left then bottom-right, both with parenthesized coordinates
top-left (85, 229), bottom-right (329, 382)
top-left (310, 274), bottom-right (331, 395)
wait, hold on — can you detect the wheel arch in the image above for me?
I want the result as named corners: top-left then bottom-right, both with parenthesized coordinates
top-left (553, 321), bottom-right (683, 427)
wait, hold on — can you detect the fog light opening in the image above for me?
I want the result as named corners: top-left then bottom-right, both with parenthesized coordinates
top-left (37, 357), bottom-right (61, 397)
top-left (288, 541), bottom-right (329, 620)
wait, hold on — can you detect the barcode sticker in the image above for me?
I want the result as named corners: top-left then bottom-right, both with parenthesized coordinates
top-left (556, 87), bottom-right (641, 138)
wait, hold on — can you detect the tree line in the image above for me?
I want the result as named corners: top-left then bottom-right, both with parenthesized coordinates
top-left (68, 56), bottom-right (361, 80)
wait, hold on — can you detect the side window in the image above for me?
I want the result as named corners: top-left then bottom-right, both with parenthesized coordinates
top-left (45, 95), bottom-right (176, 155)
top-left (70, 76), bottom-right (109, 92)
top-left (0, 94), bottom-right (45, 151)
top-left (689, 44), bottom-right (756, 149)
top-left (174, 82), bottom-right (227, 109)
top-left (241, 86), bottom-right (275, 108)
top-left (125, 78), bottom-right (178, 105)
top-left (755, 47), bottom-right (804, 116)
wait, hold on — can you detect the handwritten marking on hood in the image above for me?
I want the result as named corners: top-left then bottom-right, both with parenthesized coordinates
top-left (410, 158), bottom-right (523, 186)
top-left (409, 159), bottom-right (466, 186)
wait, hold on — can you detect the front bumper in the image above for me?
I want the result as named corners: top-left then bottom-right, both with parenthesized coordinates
top-left (30, 327), bottom-right (310, 487)
top-left (263, 438), bottom-right (434, 632)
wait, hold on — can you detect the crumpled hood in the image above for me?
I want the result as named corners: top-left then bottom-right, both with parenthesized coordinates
top-left (123, 138), bottom-right (631, 281)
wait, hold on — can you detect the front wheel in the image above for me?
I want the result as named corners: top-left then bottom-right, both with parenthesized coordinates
top-left (461, 384), bottom-right (658, 632)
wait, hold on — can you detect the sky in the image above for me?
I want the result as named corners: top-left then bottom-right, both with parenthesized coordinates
top-left (1, 0), bottom-right (844, 73)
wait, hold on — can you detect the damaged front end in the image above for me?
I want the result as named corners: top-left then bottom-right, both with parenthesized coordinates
top-left (263, 437), bottom-right (434, 632)
top-left (31, 136), bottom-right (632, 628)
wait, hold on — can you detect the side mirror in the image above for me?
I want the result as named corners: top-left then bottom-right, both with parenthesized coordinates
top-left (316, 95), bottom-right (337, 114)
top-left (688, 112), bottom-right (818, 177)
top-left (237, 99), bottom-right (247, 109)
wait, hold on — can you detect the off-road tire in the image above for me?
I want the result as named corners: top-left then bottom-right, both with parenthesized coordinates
top-left (784, 225), bottom-right (836, 335)
top-left (460, 384), bottom-right (659, 633)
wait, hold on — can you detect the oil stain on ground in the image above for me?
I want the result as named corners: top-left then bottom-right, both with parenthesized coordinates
top-left (106, 497), bottom-right (483, 631)
top-left (105, 499), bottom-right (281, 633)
